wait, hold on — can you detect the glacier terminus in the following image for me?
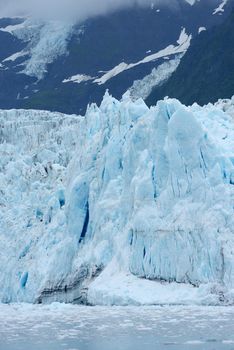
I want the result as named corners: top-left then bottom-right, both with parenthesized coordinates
top-left (0, 93), bottom-right (234, 306)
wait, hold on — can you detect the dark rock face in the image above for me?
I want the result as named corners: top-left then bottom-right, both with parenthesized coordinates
top-left (0, 0), bottom-right (232, 114)
top-left (36, 265), bottom-right (103, 304)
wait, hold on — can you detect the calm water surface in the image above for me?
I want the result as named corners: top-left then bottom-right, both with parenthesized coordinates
top-left (0, 304), bottom-right (233, 350)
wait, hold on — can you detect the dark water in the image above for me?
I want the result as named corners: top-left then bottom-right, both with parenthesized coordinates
top-left (0, 304), bottom-right (233, 350)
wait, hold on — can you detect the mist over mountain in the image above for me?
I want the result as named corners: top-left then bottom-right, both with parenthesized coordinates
top-left (0, 0), bottom-right (232, 114)
top-left (0, 0), bottom-right (187, 21)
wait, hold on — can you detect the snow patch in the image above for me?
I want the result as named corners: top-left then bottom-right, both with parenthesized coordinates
top-left (0, 20), bottom-right (26, 34)
top-left (198, 27), bottom-right (206, 34)
top-left (62, 74), bottom-right (94, 84)
top-left (213, 0), bottom-right (228, 15)
top-left (94, 28), bottom-right (192, 85)
top-left (3, 50), bottom-right (28, 63)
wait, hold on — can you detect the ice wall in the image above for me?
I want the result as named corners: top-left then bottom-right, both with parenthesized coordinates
top-left (67, 93), bottom-right (234, 304)
top-left (0, 109), bottom-right (82, 302)
top-left (0, 94), bottom-right (234, 305)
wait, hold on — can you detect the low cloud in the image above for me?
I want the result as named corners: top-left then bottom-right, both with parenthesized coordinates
top-left (0, 0), bottom-right (181, 21)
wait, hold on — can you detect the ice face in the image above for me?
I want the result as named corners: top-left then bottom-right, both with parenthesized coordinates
top-left (0, 109), bottom-right (82, 302)
top-left (0, 94), bottom-right (234, 305)
top-left (68, 93), bottom-right (234, 305)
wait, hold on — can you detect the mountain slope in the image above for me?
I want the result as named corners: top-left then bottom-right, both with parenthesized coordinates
top-left (0, 0), bottom-right (232, 114)
top-left (146, 10), bottom-right (234, 106)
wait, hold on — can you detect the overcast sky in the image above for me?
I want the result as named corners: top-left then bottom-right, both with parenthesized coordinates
top-left (0, 0), bottom-right (181, 21)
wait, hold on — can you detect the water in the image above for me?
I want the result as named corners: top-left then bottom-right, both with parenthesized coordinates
top-left (0, 304), bottom-right (233, 350)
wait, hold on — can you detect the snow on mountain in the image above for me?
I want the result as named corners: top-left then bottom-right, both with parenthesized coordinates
top-left (0, 93), bottom-right (233, 305)
top-left (0, 19), bottom-right (75, 80)
top-left (3, 50), bottom-right (28, 62)
top-left (63, 51), bottom-right (183, 89)
top-left (63, 74), bottom-right (95, 84)
top-left (21, 21), bottom-right (75, 80)
top-left (184, 0), bottom-right (197, 5)
top-left (198, 26), bottom-right (206, 34)
top-left (147, 9), bottom-right (234, 108)
top-left (0, 1), bottom-right (232, 114)
top-left (93, 29), bottom-right (191, 85)
top-left (213, 0), bottom-right (229, 15)
top-left (0, 20), bottom-right (27, 34)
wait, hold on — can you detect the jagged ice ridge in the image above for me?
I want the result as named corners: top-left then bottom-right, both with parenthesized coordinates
top-left (0, 93), bottom-right (234, 305)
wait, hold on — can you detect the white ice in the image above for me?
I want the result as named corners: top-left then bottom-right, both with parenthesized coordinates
top-left (62, 74), bottom-right (95, 84)
top-left (128, 56), bottom-right (181, 101)
top-left (213, 0), bottom-right (229, 15)
top-left (94, 29), bottom-right (191, 85)
top-left (0, 93), bottom-right (234, 305)
top-left (1, 19), bottom-right (76, 80)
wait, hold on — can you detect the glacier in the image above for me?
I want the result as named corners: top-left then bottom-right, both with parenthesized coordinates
top-left (0, 94), bottom-right (234, 305)
top-left (0, 19), bottom-right (76, 80)
top-left (129, 56), bottom-right (182, 101)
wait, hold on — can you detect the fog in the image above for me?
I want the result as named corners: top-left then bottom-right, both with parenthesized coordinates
top-left (0, 0), bottom-right (182, 21)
